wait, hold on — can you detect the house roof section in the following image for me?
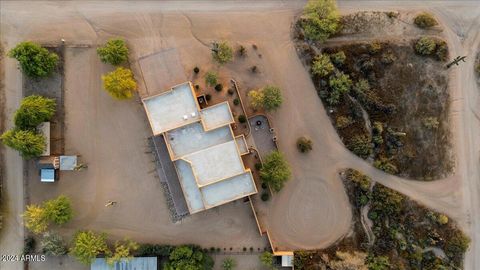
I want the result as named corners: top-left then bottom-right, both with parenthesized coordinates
top-left (143, 82), bottom-right (200, 135)
top-left (200, 171), bottom-right (256, 208)
top-left (200, 102), bottom-right (234, 130)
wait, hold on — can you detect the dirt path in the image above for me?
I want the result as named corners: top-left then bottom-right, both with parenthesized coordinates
top-left (1, 1), bottom-right (479, 268)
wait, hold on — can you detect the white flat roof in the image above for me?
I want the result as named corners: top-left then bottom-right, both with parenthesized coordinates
top-left (201, 171), bottom-right (256, 208)
top-left (143, 83), bottom-right (200, 135)
top-left (200, 102), bottom-right (234, 130)
top-left (175, 159), bottom-right (205, 213)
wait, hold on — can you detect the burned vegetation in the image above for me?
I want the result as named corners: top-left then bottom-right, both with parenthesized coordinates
top-left (294, 169), bottom-right (469, 270)
top-left (294, 21), bottom-right (453, 180)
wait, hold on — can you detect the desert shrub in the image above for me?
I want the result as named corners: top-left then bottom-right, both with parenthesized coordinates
top-left (1, 129), bottom-right (45, 159)
top-left (386, 11), bottom-right (399, 19)
top-left (336, 115), bottom-right (353, 128)
top-left (445, 232), bottom-right (470, 264)
top-left (422, 117), bottom-right (440, 129)
top-left (260, 151), bottom-right (291, 192)
top-left (41, 232), bottom-right (68, 256)
top-left (212, 41), bottom-right (233, 64)
top-left (347, 135), bottom-right (372, 159)
top-left (261, 192), bottom-right (270, 202)
top-left (297, 136), bottom-right (313, 153)
top-left (238, 115), bottom-right (247, 123)
top-left (14, 95), bottom-right (56, 130)
top-left (345, 169), bottom-right (371, 191)
top-left (23, 236), bottom-right (36, 255)
top-left (372, 121), bottom-right (384, 146)
top-left (238, 45), bottom-right (246, 57)
top-left (437, 214), bottom-right (449, 225)
top-left (205, 71), bottom-right (218, 86)
top-left (435, 40), bottom-right (448, 61)
top-left (222, 257), bottom-right (236, 270)
top-left (330, 51), bottom-right (346, 66)
top-left (248, 85), bottom-right (283, 111)
top-left (165, 245), bottom-right (214, 270)
top-left (255, 163), bottom-right (263, 171)
top-left (8, 41), bottom-right (58, 78)
top-left (227, 88), bottom-right (235, 95)
top-left (193, 66), bottom-right (200, 74)
top-left (415, 37), bottom-right (436, 55)
top-left (96, 38), bottom-right (129, 65)
top-left (215, 83), bottom-right (223, 92)
top-left (106, 239), bottom-right (139, 266)
top-left (371, 184), bottom-right (404, 217)
top-left (414, 13), bottom-right (438, 28)
top-left (476, 63), bottom-right (480, 75)
top-left (70, 230), bottom-right (109, 265)
top-left (374, 157), bottom-right (398, 174)
top-left (23, 204), bottom-right (49, 234)
top-left (251, 65), bottom-right (258, 73)
top-left (353, 79), bottom-right (370, 94)
top-left (205, 94), bottom-right (212, 101)
top-left (44, 195), bottom-right (73, 225)
top-left (328, 72), bottom-right (352, 105)
top-left (102, 67), bottom-right (137, 100)
top-left (381, 52), bottom-right (396, 64)
top-left (312, 54), bottom-right (334, 77)
top-left (233, 98), bottom-right (239, 106)
top-left (366, 254), bottom-right (391, 270)
top-left (301, 0), bottom-right (340, 42)
top-left (259, 251), bottom-right (274, 269)
top-left (369, 42), bottom-right (383, 55)
top-left (136, 244), bottom-right (173, 257)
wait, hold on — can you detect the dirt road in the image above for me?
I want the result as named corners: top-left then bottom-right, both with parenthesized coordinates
top-left (1, 1), bottom-right (479, 269)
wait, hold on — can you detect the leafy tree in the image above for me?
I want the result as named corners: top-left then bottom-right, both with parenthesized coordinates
top-left (97, 38), bottom-right (129, 65)
top-left (1, 129), bottom-right (45, 159)
top-left (301, 0), bottom-right (340, 42)
top-left (312, 54), bottom-right (334, 77)
top-left (374, 157), bottom-right (398, 174)
top-left (44, 195), bottom-right (73, 225)
top-left (106, 239), bottom-right (139, 266)
top-left (414, 13), bottom-right (438, 28)
top-left (205, 71), bottom-right (218, 87)
top-left (248, 89), bottom-right (264, 110)
top-left (40, 232), bottom-right (68, 256)
top-left (415, 37), bottom-right (436, 55)
top-left (222, 257), bottom-right (236, 270)
top-left (336, 115), bottom-right (353, 129)
top-left (366, 254), bottom-right (391, 270)
top-left (164, 245), bottom-right (214, 270)
top-left (23, 204), bottom-right (49, 234)
top-left (259, 251), bottom-right (274, 269)
top-left (212, 41), bottom-right (234, 64)
top-left (347, 135), bottom-right (372, 159)
top-left (260, 151), bottom-right (291, 192)
top-left (102, 67), bottom-right (137, 100)
top-left (248, 86), bottom-right (283, 111)
top-left (330, 51), bottom-right (346, 66)
top-left (328, 72), bottom-right (352, 105)
top-left (297, 136), bottom-right (313, 153)
top-left (70, 231), bottom-right (109, 265)
top-left (8, 41), bottom-right (58, 78)
top-left (14, 95), bottom-right (56, 129)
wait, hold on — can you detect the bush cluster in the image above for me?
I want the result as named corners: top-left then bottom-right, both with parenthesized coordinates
top-left (301, 0), bottom-right (340, 42)
top-left (414, 13), bottom-right (438, 28)
top-left (415, 37), bottom-right (448, 61)
top-left (97, 38), bottom-right (129, 65)
top-left (248, 85), bottom-right (283, 111)
top-left (8, 41), bottom-right (58, 78)
top-left (260, 150), bottom-right (291, 192)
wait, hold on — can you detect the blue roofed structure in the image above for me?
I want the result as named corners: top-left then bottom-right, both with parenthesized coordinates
top-left (91, 257), bottom-right (157, 270)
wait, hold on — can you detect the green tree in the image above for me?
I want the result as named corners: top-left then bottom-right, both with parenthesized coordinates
top-left (1, 129), bottom-right (45, 159)
top-left (14, 95), bottom-right (56, 130)
top-left (102, 67), bottom-right (137, 100)
top-left (312, 54), bottom-right (334, 77)
top-left (70, 231), bottom-right (109, 265)
top-left (259, 251), bottom-right (274, 269)
top-left (23, 204), bottom-right (49, 234)
top-left (106, 239), bottom-right (139, 266)
top-left (414, 13), bottom-right (438, 28)
top-left (330, 51), bottom-right (346, 66)
top-left (301, 0), bottom-right (340, 42)
top-left (222, 257), bottom-right (236, 270)
top-left (164, 245), bottom-right (214, 270)
top-left (297, 136), bottom-right (313, 153)
top-left (366, 254), bottom-right (391, 270)
top-left (347, 135), bottom-right (372, 159)
top-left (44, 195), bottom-right (73, 225)
top-left (205, 71), bottom-right (218, 87)
top-left (328, 72), bottom-right (352, 105)
top-left (248, 86), bottom-right (283, 111)
top-left (212, 41), bottom-right (234, 64)
top-left (248, 89), bottom-right (264, 110)
top-left (8, 41), bottom-right (58, 78)
top-left (97, 38), bottom-right (129, 65)
top-left (415, 37), bottom-right (436, 55)
top-left (40, 232), bottom-right (68, 256)
top-left (260, 151), bottom-right (291, 192)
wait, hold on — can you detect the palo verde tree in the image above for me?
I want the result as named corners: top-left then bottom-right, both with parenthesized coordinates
top-left (212, 41), bottom-right (234, 64)
top-left (260, 150), bottom-right (291, 192)
top-left (248, 85), bottom-right (283, 111)
top-left (301, 0), bottom-right (340, 42)
top-left (102, 67), bottom-right (137, 100)
top-left (1, 129), bottom-right (45, 159)
top-left (14, 95), bottom-right (56, 130)
top-left (164, 245), bottom-right (214, 270)
top-left (106, 239), bottom-right (139, 266)
top-left (43, 195), bottom-right (73, 225)
top-left (8, 41), bottom-right (58, 78)
top-left (97, 38), bottom-right (129, 65)
top-left (70, 230), bottom-right (110, 265)
top-left (312, 54), bottom-right (334, 77)
top-left (23, 204), bottom-right (49, 234)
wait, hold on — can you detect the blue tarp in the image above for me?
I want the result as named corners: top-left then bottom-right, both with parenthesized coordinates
top-left (91, 257), bottom-right (157, 270)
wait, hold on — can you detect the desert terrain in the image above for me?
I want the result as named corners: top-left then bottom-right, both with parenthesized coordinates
top-left (0, 1), bottom-right (479, 270)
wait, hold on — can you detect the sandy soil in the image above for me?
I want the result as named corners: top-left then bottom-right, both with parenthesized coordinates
top-left (1, 1), bottom-right (480, 270)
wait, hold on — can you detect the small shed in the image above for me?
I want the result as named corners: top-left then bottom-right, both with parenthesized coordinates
top-left (59, 155), bottom-right (77, 170)
top-left (91, 257), bottom-right (157, 270)
top-left (40, 168), bottom-right (56, 183)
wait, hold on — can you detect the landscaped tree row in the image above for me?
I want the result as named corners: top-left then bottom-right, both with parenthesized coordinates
top-left (294, 169), bottom-right (470, 270)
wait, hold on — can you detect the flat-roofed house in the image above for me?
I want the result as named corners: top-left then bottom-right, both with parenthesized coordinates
top-left (143, 82), bottom-right (256, 214)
